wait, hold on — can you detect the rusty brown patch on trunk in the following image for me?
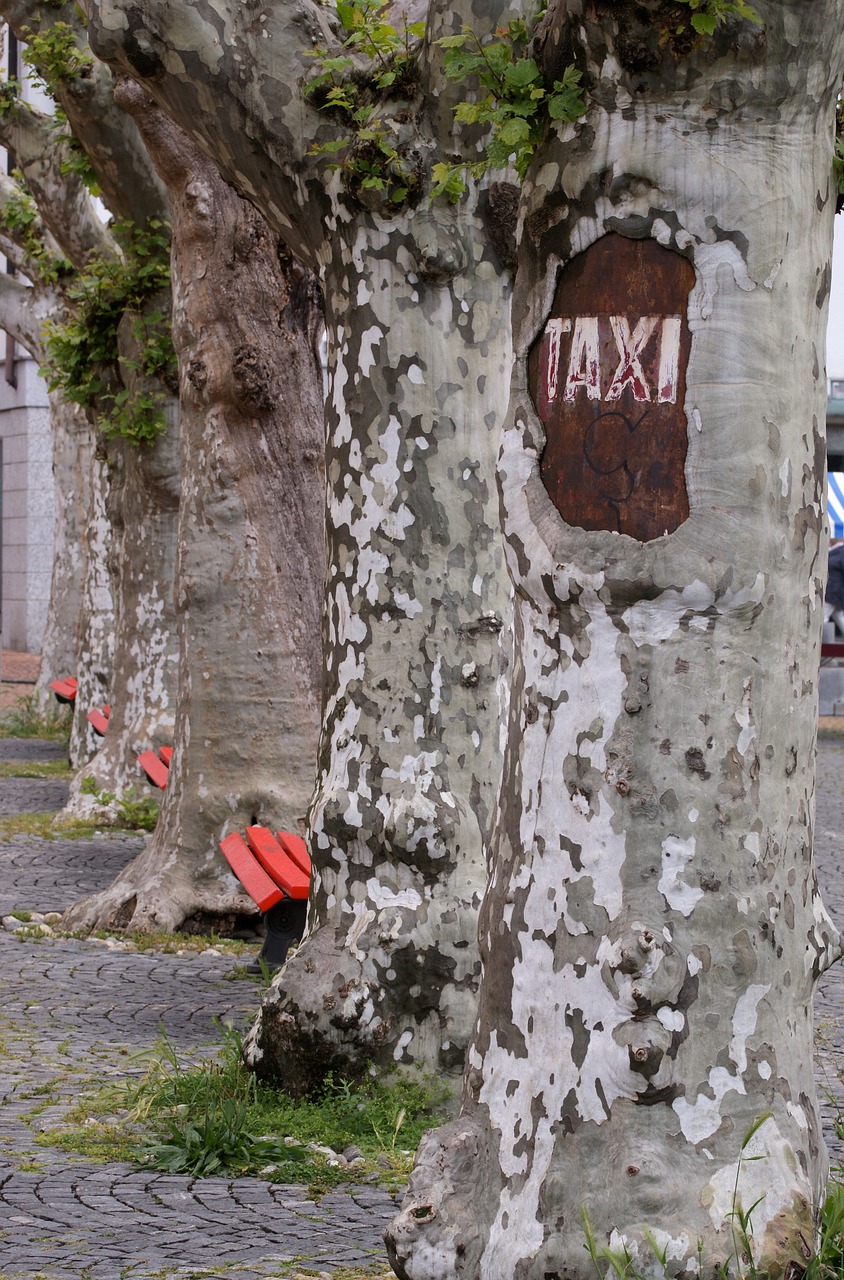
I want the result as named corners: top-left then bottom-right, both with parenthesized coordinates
top-left (529, 234), bottom-right (695, 542)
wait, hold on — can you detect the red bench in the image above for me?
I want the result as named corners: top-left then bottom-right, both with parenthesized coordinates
top-left (219, 827), bottom-right (311, 908)
top-left (822, 642), bottom-right (844, 659)
top-left (50, 676), bottom-right (78, 705)
top-left (219, 826), bottom-right (311, 973)
top-left (86, 705), bottom-right (111, 736)
top-left (138, 745), bottom-right (171, 789)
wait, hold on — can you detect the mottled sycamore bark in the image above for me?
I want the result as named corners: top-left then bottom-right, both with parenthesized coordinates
top-left (62, 406), bottom-right (180, 814)
top-left (66, 446), bottom-right (114, 769)
top-left (83, 0), bottom-right (517, 1086)
top-left (64, 82), bottom-right (324, 931)
top-left (35, 396), bottom-right (99, 714)
top-left (389, 4), bottom-right (844, 1277)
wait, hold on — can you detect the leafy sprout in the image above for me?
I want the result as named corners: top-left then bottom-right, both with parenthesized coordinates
top-left (671, 0), bottom-right (760, 38)
top-left (432, 19), bottom-right (584, 202)
top-left (305, 0), bottom-right (425, 205)
top-left (432, 21), bottom-right (585, 201)
top-left (41, 219), bottom-right (176, 447)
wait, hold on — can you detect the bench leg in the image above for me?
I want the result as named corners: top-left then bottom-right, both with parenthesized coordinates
top-left (247, 898), bottom-right (307, 975)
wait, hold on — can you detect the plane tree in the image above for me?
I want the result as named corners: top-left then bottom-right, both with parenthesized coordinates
top-left (0, 2), bottom-right (327, 930)
top-left (80, 0), bottom-right (524, 1091)
top-left (62, 74), bottom-right (326, 932)
top-left (0, 18), bottom-right (179, 781)
top-left (387, 2), bottom-right (844, 1277)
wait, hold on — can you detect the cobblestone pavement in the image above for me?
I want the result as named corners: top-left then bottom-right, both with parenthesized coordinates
top-left (0, 739), bottom-right (398, 1279)
top-left (0, 736), bottom-right (843, 1278)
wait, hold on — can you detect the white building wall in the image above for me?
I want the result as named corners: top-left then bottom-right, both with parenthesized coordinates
top-left (0, 352), bottom-right (54, 652)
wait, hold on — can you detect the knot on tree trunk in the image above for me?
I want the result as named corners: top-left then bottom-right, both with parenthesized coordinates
top-left (481, 183), bottom-right (519, 272)
top-left (231, 344), bottom-right (274, 413)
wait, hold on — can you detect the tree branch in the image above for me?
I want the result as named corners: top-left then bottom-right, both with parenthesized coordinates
top-left (0, 0), bottom-right (170, 229)
top-left (0, 269), bottom-right (57, 360)
top-left (0, 95), bottom-right (115, 269)
top-left (0, 169), bottom-right (72, 278)
top-left (78, 0), bottom-right (344, 262)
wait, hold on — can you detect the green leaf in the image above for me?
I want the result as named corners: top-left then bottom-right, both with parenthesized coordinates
top-left (454, 100), bottom-right (485, 124)
top-left (431, 161), bottom-right (466, 203)
top-left (503, 58), bottom-right (540, 89)
top-left (483, 42), bottom-right (511, 78)
top-left (438, 33), bottom-right (470, 48)
top-left (408, 21), bottom-right (426, 38)
top-left (498, 115), bottom-right (531, 146)
top-left (547, 90), bottom-right (584, 121)
top-left (691, 12), bottom-right (717, 33)
top-left (335, 0), bottom-right (357, 27)
top-left (310, 137), bottom-right (350, 156)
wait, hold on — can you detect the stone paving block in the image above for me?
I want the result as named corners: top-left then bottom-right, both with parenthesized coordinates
top-left (0, 776), bottom-right (69, 814)
top-left (0, 737), bottom-right (66, 762)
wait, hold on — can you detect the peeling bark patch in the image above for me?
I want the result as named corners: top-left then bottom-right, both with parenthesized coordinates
top-left (685, 747), bottom-right (710, 779)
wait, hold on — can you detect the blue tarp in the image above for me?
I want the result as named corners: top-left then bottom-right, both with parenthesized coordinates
top-left (830, 473), bottom-right (844, 538)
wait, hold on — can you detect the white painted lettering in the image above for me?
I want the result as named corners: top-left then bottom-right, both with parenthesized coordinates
top-left (657, 316), bottom-right (682, 404)
top-left (544, 318), bottom-right (571, 402)
top-left (563, 317), bottom-right (601, 402)
top-left (541, 314), bottom-right (685, 403)
top-left (606, 316), bottom-right (659, 402)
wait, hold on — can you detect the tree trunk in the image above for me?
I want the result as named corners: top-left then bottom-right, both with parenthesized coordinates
top-left (63, 84), bottom-right (325, 931)
top-left (242, 196), bottom-right (514, 1093)
top-left (81, 0), bottom-right (519, 1091)
top-left (34, 396), bottom-right (95, 712)
top-left (66, 444), bottom-right (114, 768)
top-left (388, 5), bottom-right (844, 1277)
top-left (62, 406), bottom-right (180, 816)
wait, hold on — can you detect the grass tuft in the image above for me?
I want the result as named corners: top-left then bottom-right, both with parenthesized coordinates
top-left (44, 1021), bottom-right (449, 1193)
top-left (0, 759), bottom-right (70, 779)
top-left (0, 811), bottom-right (110, 842)
top-left (0, 694), bottom-right (70, 741)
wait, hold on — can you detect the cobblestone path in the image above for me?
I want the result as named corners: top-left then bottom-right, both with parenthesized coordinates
top-left (0, 739), bottom-right (397, 1279)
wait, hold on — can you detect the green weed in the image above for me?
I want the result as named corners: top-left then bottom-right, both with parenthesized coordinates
top-left (582, 1114), bottom-right (844, 1280)
top-left (80, 778), bottom-right (160, 831)
top-left (0, 694), bottom-right (70, 741)
top-left (0, 811), bottom-right (106, 841)
top-left (49, 1022), bottom-right (449, 1191)
top-left (806, 1181), bottom-right (844, 1279)
top-left (61, 926), bottom-right (250, 957)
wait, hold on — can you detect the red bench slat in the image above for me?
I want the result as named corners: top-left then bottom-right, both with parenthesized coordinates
top-left (87, 708), bottom-right (110, 736)
top-left (245, 826), bottom-right (310, 899)
top-left (219, 832), bottom-right (285, 912)
top-left (50, 677), bottom-right (78, 704)
top-left (822, 642), bottom-right (844, 658)
top-left (138, 749), bottom-right (169, 790)
top-left (276, 831), bottom-right (312, 878)
top-left (158, 746), bottom-right (173, 765)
